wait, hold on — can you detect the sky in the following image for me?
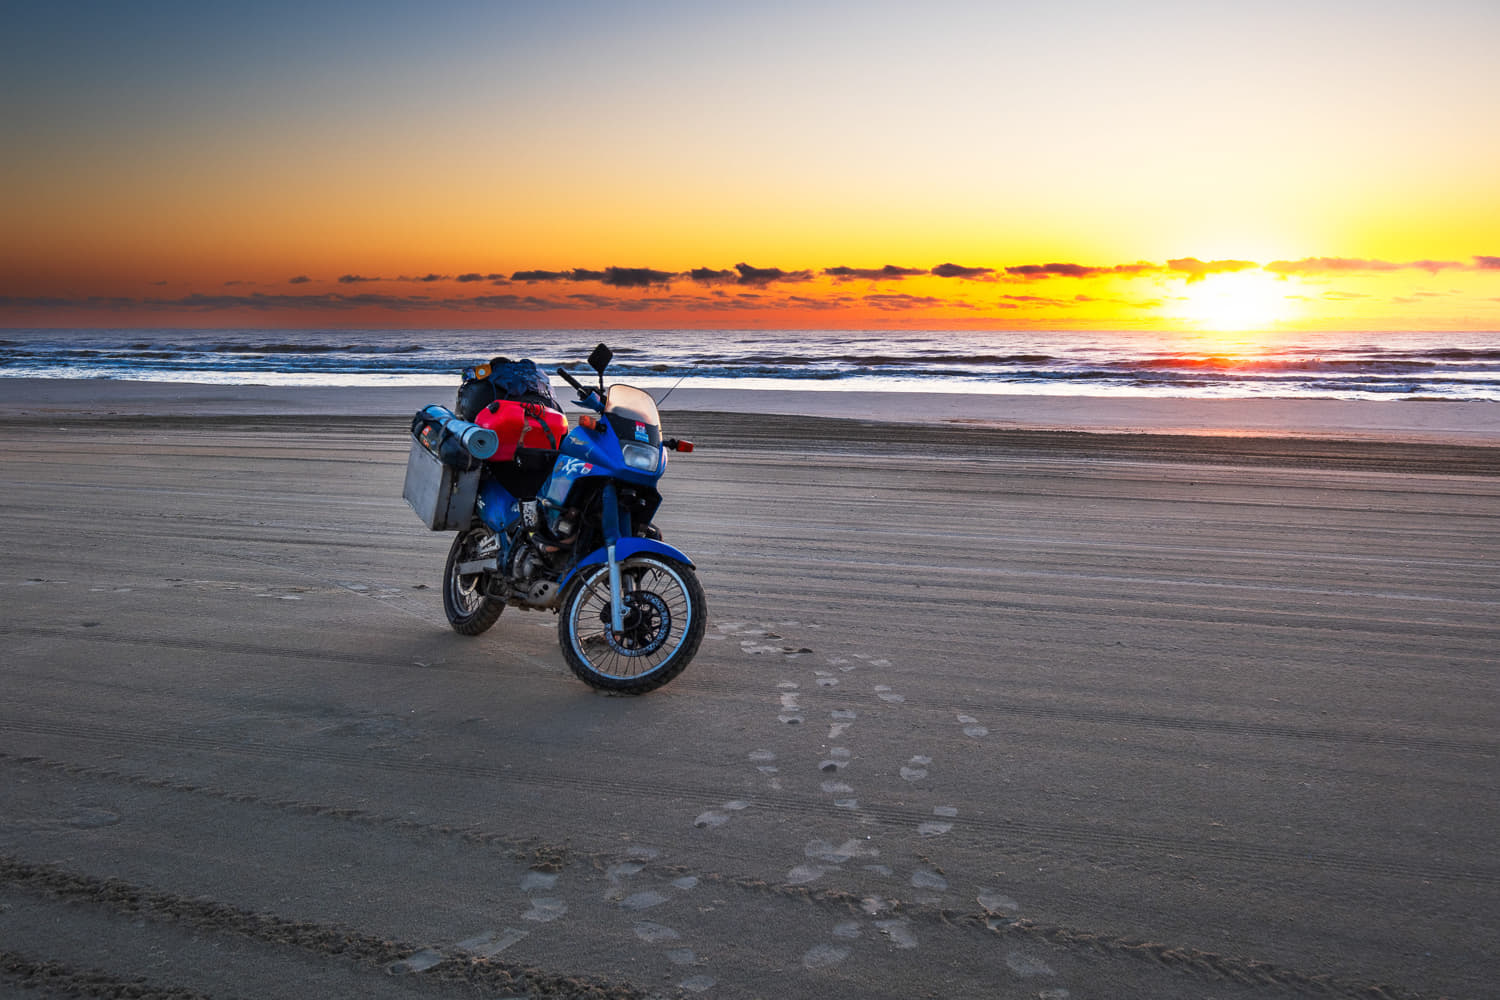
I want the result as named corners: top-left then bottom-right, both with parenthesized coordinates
top-left (2, 0), bottom-right (1498, 333)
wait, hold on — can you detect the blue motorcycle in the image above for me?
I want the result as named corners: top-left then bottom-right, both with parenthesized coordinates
top-left (414, 344), bottom-right (706, 694)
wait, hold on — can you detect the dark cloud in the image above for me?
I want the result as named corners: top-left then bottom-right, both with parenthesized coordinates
top-left (1166, 258), bottom-right (1257, 282)
top-left (824, 264), bottom-right (924, 281)
top-left (1474, 256), bottom-right (1500, 269)
top-left (160, 292), bottom-right (352, 310)
top-left (1006, 262), bottom-right (1100, 279)
top-left (930, 263), bottom-right (994, 279)
top-left (1265, 257), bottom-right (1404, 275)
top-left (1000, 294), bottom-right (1067, 305)
top-left (567, 293), bottom-right (632, 309)
top-left (1007, 261), bottom-right (1159, 280)
top-left (688, 267), bottom-right (737, 285)
top-left (405, 273), bottom-right (448, 283)
top-left (465, 294), bottom-right (569, 311)
top-left (341, 293), bottom-right (443, 310)
top-left (510, 268), bottom-right (642, 283)
top-left (863, 293), bottom-right (958, 311)
top-left (601, 267), bottom-right (676, 288)
top-left (785, 294), bottom-right (849, 310)
top-left (288, 275), bottom-right (311, 284)
top-left (130, 291), bottom-right (467, 312)
top-left (734, 262), bottom-right (813, 286)
top-left (338, 274), bottom-right (380, 283)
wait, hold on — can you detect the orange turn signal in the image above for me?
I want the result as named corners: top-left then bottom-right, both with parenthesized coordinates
top-left (578, 414), bottom-right (601, 431)
top-left (669, 439), bottom-right (694, 453)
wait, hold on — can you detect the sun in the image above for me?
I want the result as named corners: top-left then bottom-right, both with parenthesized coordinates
top-left (1173, 272), bottom-right (1297, 331)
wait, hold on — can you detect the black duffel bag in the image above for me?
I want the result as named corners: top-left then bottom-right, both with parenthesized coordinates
top-left (455, 357), bottom-right (564, 421)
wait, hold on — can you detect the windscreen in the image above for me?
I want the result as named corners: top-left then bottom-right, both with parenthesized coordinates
top-left (604, 385), bottom-right (660, 428)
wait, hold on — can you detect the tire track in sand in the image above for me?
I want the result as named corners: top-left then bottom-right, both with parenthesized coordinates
top-left (0, 755), bottom-right (1446, 1000)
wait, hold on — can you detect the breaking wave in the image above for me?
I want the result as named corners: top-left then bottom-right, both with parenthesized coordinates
top-left (2, 328), bottom-right (1497, 401)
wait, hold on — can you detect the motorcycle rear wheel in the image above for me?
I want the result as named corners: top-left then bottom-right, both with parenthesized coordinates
top-left (558, 555), bottom-right (706, 694)
top-left (443, 526), bottom-right (504, 635)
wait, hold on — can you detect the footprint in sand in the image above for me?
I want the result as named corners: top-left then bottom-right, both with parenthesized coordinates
top-left (634, 921), bottom-right (680, 944)
top-left (918, 805), bottom-right (957, 836)
top-left (520, 871), bottom-right (558, 892)
top-left (957, 713), bottom-right (989, 738)
top-left (977, 888), bottom-right (1022, 914)
top-left (875, 918), bottom-right (918, 950)
top-left (900, 755), bottom-right (931, 781)
top-left (694, 800), bottom-right (750, 829)
top-left (387, 948), bottom-right (444, 974)
top-left (620, 890), bottom-right (670, 911)
top-left (819, 747), bottom-right (852, 773)
top-left (786, 863), bottom-right (827, 885)
top-left (519, 868), bottom-right (566, 921)
top-left (828, 708), bottom-right (856, 739)
top-left (874, 685), bottom-right (906, 704)
top-left (453, 927), bottom-right (529, 957)
top-left (911, 868), bottom-right (948, 891)
top-left (777, 681), bottom-right (804, 724)
top-left (803, 944), bottom-right (850, 969)
top-left (821, 779), bottom-right (857, 810)
top-left (722, 620), bottom-right (815, 657)
top-left (521, 898), bottom-right (568, 922)
top-left (751, 749), bottom-right (783, 790)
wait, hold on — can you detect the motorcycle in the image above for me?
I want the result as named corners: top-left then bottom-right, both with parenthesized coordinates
top-left (404, 344), bottom-right (706, 694)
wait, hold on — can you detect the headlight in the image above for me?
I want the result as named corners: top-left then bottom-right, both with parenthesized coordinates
top-left (621, 441), bottom-right (661, 473)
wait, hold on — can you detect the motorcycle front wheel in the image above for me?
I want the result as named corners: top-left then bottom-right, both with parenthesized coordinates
top-left (558, 555), bottom-right (706, 694)
top-left (443, 526), bottom-right (504, 635)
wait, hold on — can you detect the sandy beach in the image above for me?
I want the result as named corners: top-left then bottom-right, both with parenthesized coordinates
top-left (2, 381), bottom-right (1497, 999)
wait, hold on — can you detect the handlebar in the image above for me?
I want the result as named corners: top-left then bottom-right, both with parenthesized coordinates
top-left (557, 367), bottom-right (604, 412)
top-left (556, 366), bottom-right (588, 395)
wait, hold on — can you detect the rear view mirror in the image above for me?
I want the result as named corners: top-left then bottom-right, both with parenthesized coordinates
top-left (588, 343), bottom-right (613, 376)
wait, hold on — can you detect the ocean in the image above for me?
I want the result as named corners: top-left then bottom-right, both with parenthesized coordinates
top-left (2, 328), bottom-right (1498, 402)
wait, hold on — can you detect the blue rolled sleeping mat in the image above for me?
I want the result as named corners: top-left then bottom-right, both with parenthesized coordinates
top-left (410, 404), bottom-right (499, 470)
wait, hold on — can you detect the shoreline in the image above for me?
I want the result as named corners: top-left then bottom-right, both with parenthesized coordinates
top-left (2, 376), bottom-right (1500, 446)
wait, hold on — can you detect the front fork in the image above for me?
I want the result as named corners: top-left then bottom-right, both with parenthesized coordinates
top-left (600, 482), bottom-right (625, 634)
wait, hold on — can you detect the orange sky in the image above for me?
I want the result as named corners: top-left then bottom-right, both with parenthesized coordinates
top-left (3, 2), bottom-right (1498, 333)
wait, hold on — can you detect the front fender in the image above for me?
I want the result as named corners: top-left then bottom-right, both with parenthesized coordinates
top-left (560, 537), bottom-right (695, 590)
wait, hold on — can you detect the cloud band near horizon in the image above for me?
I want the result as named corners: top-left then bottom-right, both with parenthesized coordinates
top-left (289, 255), bottom-right (1500, 289)
top-left (3, 255), bottom-right (1496, 324)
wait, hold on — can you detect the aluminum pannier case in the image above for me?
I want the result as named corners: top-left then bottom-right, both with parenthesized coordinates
top-left (402, 437), bottom-right (479, 530)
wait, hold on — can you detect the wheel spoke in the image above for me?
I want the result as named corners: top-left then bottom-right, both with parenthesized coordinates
top-left (564, 557), bottom-right (697, 682)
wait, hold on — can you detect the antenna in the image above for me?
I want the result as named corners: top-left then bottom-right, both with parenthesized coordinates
top-left (653, 375), bottom-right (688, 409)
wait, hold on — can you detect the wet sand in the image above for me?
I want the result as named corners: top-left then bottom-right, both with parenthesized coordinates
top-left (1, 384), bottom-right (1497, 999)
